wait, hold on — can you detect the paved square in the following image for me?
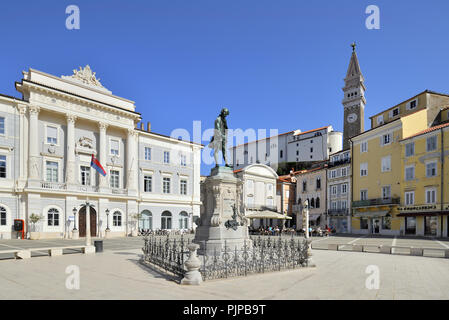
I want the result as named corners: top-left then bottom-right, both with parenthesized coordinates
top-left (1, 239), bottom-right (449, 299)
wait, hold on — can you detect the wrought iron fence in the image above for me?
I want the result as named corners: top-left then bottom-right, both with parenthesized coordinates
top-left (142, 235), bottom-right (310, 282)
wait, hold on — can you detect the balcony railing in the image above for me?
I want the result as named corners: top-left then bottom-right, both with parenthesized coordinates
top-left (112, 188), bottom-right (127, 195)
top-left (246, 204), bottom-right (277, 212)
top-left (41, 181), bottom-right (67, 190)
top-left (352, 197), bottom-right (400, 208)
top-left (78, 185), bottom-right (100, 193)
top-left (328, 158), bottom-right (351, 168)
top-left (327, 208), bottom-right (349, 216)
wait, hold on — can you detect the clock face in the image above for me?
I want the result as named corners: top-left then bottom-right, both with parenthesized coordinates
top-left (347, 113), bottom-right (358, 123)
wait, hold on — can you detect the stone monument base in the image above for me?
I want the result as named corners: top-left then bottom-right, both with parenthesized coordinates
top-left (195, 225), bottom-right (252, 255)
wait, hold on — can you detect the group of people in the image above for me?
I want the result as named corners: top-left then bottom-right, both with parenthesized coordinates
top-left (250, 225), bottom-right (296, 236)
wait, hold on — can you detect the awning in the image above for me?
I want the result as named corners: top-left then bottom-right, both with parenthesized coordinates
top-left (354, 211), bottom-right (389, 218)
top-left (309, 214), bottom-right (321, 222)
top-left (245, 211), bottom-right (292, 220)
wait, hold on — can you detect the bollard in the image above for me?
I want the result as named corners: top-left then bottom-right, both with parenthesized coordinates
top-left (181, 243), bottom-right (203, 285)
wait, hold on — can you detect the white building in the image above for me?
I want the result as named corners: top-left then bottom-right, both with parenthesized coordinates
top-left (0, 66), bottom-right (203, 239)
top-left (231, 126), bottom-right (342, 173)
top-left (327, 149), bottom-right (351, 233)
top-left (234, 164), bottom-right (286, 228)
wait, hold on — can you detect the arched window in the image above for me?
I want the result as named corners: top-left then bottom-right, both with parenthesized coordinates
top-left (113, 211), bottom-right (122, 227)
top-left (161, 211), bottom-right (172, 230)
top-left (310, 198), bottom-right (315, 208)
top-left (179, 211), bottom-right (189, 229)
top-left (316, 177), bottom-right (321, 189)
top-left (47, 208), bottom-right (60, 226)
top-left (316, 197), bottom-right (320, 208)
top-left (140, 210), bottom-right (152, 231)
top-left (0, 206), bottom-right (6, 226)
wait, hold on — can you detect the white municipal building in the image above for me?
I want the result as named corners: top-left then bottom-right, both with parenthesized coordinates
top-left (0, 66), bottom-right (203, 239)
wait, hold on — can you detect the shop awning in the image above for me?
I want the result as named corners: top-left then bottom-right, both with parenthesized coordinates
top-left (309, 214), bottom-right (321, 222)
top-left (245, 211), bottom-right (292, 220)
top-left (354, 211), bottom-right (389, 218)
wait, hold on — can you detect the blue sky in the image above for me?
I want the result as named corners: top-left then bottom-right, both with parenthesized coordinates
top-left (1, 0), bottom-right (449, 175)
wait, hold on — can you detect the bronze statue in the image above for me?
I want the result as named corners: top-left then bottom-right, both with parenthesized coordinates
top-left (209, 108), bottom-right (231, 168)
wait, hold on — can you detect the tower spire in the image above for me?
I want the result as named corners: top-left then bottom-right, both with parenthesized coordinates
top-left (342, 43), bottom-right (366, 150)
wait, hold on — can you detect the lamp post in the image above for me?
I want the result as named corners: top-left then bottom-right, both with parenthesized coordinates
top-left (104, 209), bottom-right (111, 238)
top-left (72, 207), bottom-right (79, 240)
top-left (302, 200), bottom-right (315, 267)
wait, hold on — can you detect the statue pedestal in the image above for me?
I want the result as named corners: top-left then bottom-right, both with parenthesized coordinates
top-left (194, 166), bottom-right (251, 255)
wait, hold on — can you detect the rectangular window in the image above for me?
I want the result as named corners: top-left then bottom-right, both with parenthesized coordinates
top-left (391, 108), bottom-right (399, 117)
top-left (426, 136), bottom-right (437, 152)
top-left (382, 133), bottom-right (391, 146)
top-left (0, 117), bottom-right (4, 135)
top-left (163, 177), bottom-right (171, 194)
top-left (381, 156), bottom-right (391, 172)
top-left (80, 166), bottom-right (91, 186)
top-left (180, 179), bottom-right (187, 195)
top-left (426, 161), bottom-right (437, 177)
top-left (382, 215), bottom-right (391, 230)
top-left (382, 186), bottom-right (391, 199)
top-left (360, 163), bottom-right (368, 177)
top-left (144, 175), bottom-right (152, 192)
top-left (426, 188), bottom-right (437, 204)
top-left (180, 154), bottom-right (187, 166)
top-left (110, 170), bottom-right (120, 188)
top-left (164, 151), bottom-right (170, 164)
top-left (46, 126), bottom-right (58, 145)
top-left (405, 217), bottom-right (416, 235)
top-left (341, 168), bottom-right (347, 177)
top-left (405, 191), bottom-right (415, 205)
top-left (361, 142), bottom-right (367, 153)
top-left (331, 185), bottom-right (337, 195)
top-left (110, 140), bottom-right (119, 156)
top-left (407, 99), bottom-right (417, 110)
top-left (0, 155), bottom-right (6, 178)
top-left (405, 166), bottom-right (415, 181)
top-left (342, 184), bottom-right (347, 194)
top-left (377, 115), bottom-right (384, 125)
top-left (405, 143), bottom-right (414, 157)
top-left (144, 147), bottom-right (151, 161)
top-left (47, 209), bottom-right (59, 227)
top-left (360, 190), bottom-right (368, 201)
top-left (46, 161), bottom-right (58, 182)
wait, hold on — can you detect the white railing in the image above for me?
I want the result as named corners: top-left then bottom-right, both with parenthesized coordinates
top-left (41, 181), bottom-right (66, 190)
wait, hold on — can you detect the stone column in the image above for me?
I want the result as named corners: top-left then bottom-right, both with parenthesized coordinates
top-left (66, 114), bottom-right (77, 188)
top-left (98, 122), bottom-right (109, 190)
top-left (28, 105), bottom-right (40, 185)
top-left (126, 128), bottom-right (138, 195)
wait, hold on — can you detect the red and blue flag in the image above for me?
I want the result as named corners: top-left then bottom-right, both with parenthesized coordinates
top-left (90, 154), bottom-right (107, 177)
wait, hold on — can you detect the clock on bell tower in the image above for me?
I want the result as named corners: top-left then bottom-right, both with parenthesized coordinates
top-left (342, 42), bottom-right (365, 150)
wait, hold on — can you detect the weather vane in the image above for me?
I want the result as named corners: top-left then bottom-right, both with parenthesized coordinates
top-left (351, 42), bottom-right (356, 52)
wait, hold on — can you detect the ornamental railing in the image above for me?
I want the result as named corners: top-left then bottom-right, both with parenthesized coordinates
top-left (142, 235), bottom-right (310, 282)
top-left (352, 197), bottom-right (400, 208)
top-left (41, 181), bottom-right (66, 190)
top-left (327, 208), bottom-right (349, 216)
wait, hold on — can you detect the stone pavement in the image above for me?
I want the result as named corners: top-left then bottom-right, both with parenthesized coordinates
top-left (1, 247), bottom-right (448, 300)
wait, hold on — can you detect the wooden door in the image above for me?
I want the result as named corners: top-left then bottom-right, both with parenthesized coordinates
top-left (78, 206), bottom-right (97, 237)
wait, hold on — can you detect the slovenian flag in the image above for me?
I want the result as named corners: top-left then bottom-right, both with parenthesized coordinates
top-left (91, 154), bottom-right (107, 177)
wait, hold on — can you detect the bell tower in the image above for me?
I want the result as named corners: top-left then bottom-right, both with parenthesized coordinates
top-left (342, 42), bottom-right (365, 150)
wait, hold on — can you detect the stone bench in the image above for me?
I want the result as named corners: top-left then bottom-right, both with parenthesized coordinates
top-left (352, 244), bottom-right (364, 252)
top-left (328, 244), bottom-right (339, 251)
top-left (0, 245), bottom-right (95, 260)
top-left (379, 245), bottom-right (391, 254)
top-left (410, 247), bottom-right (424, 256)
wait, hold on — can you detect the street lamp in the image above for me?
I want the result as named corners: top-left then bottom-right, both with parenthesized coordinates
top-left (72, 207), bottom-right (78, 230)
top-left (105, 209), bottom-right (110, 231)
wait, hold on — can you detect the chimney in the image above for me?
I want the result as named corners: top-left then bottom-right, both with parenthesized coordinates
top-left (147, 121), bottom-right (151, 132)
top-left (140, 122), bottom-right (144, 130)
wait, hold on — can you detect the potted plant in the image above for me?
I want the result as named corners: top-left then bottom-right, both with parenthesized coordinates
top-left (29, 213), bottom-right (44, 240)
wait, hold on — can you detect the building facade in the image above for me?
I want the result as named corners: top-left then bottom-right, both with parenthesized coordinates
top-left (277, 173), bottom-right (297, 228)
top-left (350, 91), bottom-right (449, 236)
top-left (0, 66), bottom-right (202, 240)
top-left (231, 126), bottom-right (342, 173)
top-left (294, 165), bottom-right (327, 230)
top-left (327, 149), bottom-right (351, 233)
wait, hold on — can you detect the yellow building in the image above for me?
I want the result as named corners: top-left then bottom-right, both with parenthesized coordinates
top-left (398, 120), bottom-right (449, 237)
top-left (350, 91), bottom-right (449, 236)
